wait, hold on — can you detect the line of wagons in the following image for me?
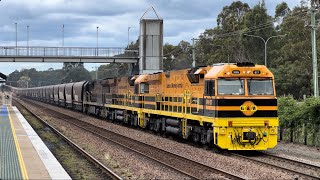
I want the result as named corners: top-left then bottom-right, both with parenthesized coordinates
top-left (14, 81), bottom-right (102, 114)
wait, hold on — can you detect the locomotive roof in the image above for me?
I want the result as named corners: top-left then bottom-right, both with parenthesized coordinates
top-left (205, 64), bottom-right (274, 79)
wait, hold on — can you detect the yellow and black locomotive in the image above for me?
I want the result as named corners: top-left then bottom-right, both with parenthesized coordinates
top-left (15, 62), bottom-right (278, 150)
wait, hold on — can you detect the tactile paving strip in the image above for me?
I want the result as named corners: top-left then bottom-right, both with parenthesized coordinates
top-left (0, 106), bottom-right (22, 179)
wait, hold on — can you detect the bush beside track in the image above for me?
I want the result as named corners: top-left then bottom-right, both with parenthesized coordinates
top-left (278, 96), bottom-right (320, 146)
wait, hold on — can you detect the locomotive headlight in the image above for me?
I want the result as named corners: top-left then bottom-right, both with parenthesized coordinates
top-left (270, 128), bottom-right (276, 135)
top-left (219, 128), bottom-right (226, 135)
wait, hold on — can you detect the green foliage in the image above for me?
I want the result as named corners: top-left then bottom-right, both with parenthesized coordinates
top-left (61, 66), bottom-right (92, 83)
top-left (305, 97), bottom-right (320, 126)
top-left (163, 41), bottom-right (192, 70)
top-left (242, 3), bottom-right (274, 64)
top-left (278, 96), bottom-right (320, 145)
top-left (17, 76), bottom-right (31, 88)
top-left (278, 96), bottom-right (299, 128)
top-left (275, 2), bottom-right (290, 18)
top-left (7, 66), bottom-right (92, 86)
top-left (95, 63), bottom-right (130, 79)
top-left (217, 1), bottom-right (250, 31)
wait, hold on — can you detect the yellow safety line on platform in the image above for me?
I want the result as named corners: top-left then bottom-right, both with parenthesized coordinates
top-left (7, 106), bottom-right (28, 180)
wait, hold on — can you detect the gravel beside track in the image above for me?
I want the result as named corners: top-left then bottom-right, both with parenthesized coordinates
top-left (267, 141), bottom-right (320, 166)
top-left (262, 152), bottom-right (320, 177)
top-left (231, 152), bottom-right (320, 179)
top-left (20, 98), bottom-right (300, 179)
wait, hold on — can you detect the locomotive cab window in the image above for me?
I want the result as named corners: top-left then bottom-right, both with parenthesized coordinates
top-left (218, 79), bottom-right (244, 95)
top-left (204, 80), bottom-right (215, 96)
top-left (248, 79), bottom-right (274, 95)
top-left (140, 83), bottom-right (149, 94)
top-left (134, 84), bottom-right (139, 94)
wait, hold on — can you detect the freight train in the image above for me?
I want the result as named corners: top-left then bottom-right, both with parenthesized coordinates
top-left (10, 62), bottom-right (278, 150)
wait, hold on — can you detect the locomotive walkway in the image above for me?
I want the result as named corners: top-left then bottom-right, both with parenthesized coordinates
top-left (0, 93), bottom-right (70, 180)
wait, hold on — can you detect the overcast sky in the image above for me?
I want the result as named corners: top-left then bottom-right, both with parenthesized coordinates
top-left (0, 0), bottom-right (300, 75)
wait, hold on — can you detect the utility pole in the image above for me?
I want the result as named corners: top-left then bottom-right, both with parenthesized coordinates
top-left (192, 38), bottom-right (197, 68)
top-left (92, 66), bottom-right (98, 79)
top-left (311, 7), bottom-right (319, 97)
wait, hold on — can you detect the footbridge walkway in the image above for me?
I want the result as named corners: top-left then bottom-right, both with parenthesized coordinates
top-left (0, 46), bottom-right (138, 63)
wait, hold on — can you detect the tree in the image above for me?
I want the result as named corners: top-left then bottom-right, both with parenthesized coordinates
top-left (63, 62), bottom-right (84, 70)
top-left (275, 2), bottom-right (291, 19)
top-left (162, 41), bottom-right (192, 70)
top-left (61, 66), bottom-right (92, 83)
top-left (17, 76), bottom-right (31, 88)
top-left (242, 2), bottom-right (275, 64)
top-left (163, 43), bottom-right (178, 70)
top-left (271, 5), bottom-right (312, 98)
top-left (217, 1), bottom-right (250, 31)
top-left (196, 1), bottom-right (251, 64)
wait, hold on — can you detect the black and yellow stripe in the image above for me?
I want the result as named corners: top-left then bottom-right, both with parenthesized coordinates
top-left (105, 93), bottom-right (277, 118)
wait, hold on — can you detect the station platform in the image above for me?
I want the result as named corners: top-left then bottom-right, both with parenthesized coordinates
top-left (0, 104), bottom-right (71, 180)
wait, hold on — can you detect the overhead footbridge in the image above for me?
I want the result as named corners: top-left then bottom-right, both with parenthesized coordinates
top-left (0, 46), bottom-right (139, 63)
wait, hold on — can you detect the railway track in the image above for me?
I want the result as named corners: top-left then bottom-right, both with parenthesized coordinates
top-left (22, 98), bottom-right (244, 180)
top-left (14, 99), bottom-right (123, 180)
top-left (231, 151), bottom-right (320, 179)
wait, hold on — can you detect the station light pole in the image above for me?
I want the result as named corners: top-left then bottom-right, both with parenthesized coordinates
top-left (244, 34), bottom-right (287, 67)
top-left (96, 26), bottom-right (99, 56)
top-left (27, 25), bottom-right (29, 47)
top-left (27, 25), bottom-right (29, 55)
top-left (15, 22), bottom-right (17, 55)
top-left (62, 24), bottom-right (64, 47)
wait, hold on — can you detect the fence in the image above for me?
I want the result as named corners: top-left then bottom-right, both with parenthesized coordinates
top-left (280, 127), bottom-right (320, 146)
